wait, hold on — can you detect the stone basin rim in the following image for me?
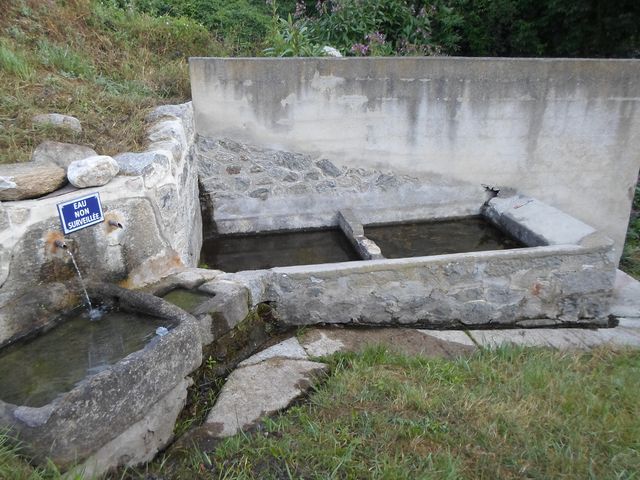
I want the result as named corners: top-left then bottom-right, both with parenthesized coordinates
top-left (0, 282), bottom-right (196, 412)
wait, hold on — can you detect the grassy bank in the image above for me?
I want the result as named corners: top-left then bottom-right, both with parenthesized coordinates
top-left (0, 0), bottom-right (228, 164)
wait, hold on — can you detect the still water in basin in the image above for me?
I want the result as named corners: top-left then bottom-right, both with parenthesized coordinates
top-left (200, 228), bottom-right (360, 273)
top-left (162, 289), bottom-right (212, 313)
top-left (365, 216), bottom-right (524, 259)
top-left (0, 308), bottom-right (172, 408)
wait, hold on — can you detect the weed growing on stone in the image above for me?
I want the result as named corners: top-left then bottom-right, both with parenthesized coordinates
top-left (622, 181), bottom-right (640, 279)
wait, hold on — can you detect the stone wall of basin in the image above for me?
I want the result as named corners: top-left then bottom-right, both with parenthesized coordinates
top-left (0, 103), bottom-right (202, 347)
top-left (196, 137), bottom-right (490, 234)
top-left (265, 245), bottom-right (614, 328)
top-left (190, 57), bottom-right (640, 261)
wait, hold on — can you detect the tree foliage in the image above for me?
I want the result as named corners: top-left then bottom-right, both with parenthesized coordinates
top-left (106, 0), bottom-right (640, 57)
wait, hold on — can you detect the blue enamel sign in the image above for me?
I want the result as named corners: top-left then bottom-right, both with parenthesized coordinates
top-left (57, 193), bottom-right (104, 234)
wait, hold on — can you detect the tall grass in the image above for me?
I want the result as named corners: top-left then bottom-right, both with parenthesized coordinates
top-left (0, 39), bottom-right (33, 80)
top-left (36, 40), bottom-right (95, 79)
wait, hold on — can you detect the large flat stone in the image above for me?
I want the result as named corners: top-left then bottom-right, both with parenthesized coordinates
top-left (299, 327), bottom-right (475, 359)
top-left (0, 162), bottom-right (67, 201)
top-left (204, 358), bottom-right (327, 438)
top-left (31, 141), bottom-right (96, 170)
top-left (238, 337), bottom-right (308, 367)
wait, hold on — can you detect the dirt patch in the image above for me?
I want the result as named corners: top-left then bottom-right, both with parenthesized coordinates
top-left (300, 326), bottom-right (475, 359)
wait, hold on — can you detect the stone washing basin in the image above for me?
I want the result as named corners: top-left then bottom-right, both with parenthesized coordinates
top-left (0, 283), bottom-right (202, 474)
top-left (204, 194), bottom-right (618, 329)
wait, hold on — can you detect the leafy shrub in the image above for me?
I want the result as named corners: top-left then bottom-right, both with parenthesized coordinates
top-left (296, 0), bottom-right (462, 56)
top-left (264, 13), bottom-right (326, 57)
top-left (92, 3), bottom-right (216, 57)
top-left (621, 181), bottom-right (640, 278)
top-left (450, 0), bottom-right (640, 57)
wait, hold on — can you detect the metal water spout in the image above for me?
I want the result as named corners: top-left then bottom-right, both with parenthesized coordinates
top-left (54, 239), bottom-right (68, 250)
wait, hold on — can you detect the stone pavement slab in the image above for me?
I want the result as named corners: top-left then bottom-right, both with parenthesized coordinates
top-left (617, 317), bottom-right (640, 328)
top-left (467, 326), bottom-right (640, 349)
top-left (416, 330), bottom-right (475, 347)
top-left (203, 358), bottom-right (327, 438)
top-left (238, 337), bottom-right (308, 367)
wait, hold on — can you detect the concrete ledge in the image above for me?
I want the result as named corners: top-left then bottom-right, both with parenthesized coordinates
top-left (483, 195), bottom-right (602, 247)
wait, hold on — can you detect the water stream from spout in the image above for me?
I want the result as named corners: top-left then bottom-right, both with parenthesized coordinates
top-left (67, 250), bottom-right (93, 312)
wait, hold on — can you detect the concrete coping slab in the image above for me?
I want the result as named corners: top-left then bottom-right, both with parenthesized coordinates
top-left (483, 194), bottom-right (612, 249)
top-left (611, 269), bottom-right (640, 318)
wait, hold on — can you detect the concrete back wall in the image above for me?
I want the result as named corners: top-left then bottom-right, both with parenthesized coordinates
top-left (190, 57), bottom-right (640, 260)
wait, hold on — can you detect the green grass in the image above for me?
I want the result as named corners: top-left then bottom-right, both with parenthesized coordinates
top-left (36, 39), bottom-right (95, 79)
top-left (0, 430), bottom-right (72, 480)
top-left (119, 345), bottom-right (640, 480)
top-left (0, 39), bottom-right (34, 80)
